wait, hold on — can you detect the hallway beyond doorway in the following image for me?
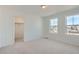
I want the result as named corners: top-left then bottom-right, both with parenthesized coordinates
top-left (15, 16), bottom-right (24, 42)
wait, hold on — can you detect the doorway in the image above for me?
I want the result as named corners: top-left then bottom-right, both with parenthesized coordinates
top-left (15, 16), bottom-right (24, 42)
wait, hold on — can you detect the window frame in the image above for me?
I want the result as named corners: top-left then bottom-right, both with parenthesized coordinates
top-left (66, 15), bottom-right (79, 35)
top-left (49, 18), bottom-right (58, 34)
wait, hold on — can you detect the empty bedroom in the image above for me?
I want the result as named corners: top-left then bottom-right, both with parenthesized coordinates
top-left (0, 5), bottom-right (79, 54)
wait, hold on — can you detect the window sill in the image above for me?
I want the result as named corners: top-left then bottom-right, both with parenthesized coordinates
top-left (49, 32), bottom-right (58, 34)
top-left (66, 33), bottom-right (79, 35)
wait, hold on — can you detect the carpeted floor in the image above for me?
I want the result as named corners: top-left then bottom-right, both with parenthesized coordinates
top-left (0, 39), bottom-right (79, 54)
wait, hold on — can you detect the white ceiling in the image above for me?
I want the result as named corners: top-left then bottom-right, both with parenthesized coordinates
top-left (0, 5), bottom-right (79, 16)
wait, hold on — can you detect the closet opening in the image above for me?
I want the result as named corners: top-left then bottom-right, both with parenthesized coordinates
top-left (15, 16), bottom-right (24, 42)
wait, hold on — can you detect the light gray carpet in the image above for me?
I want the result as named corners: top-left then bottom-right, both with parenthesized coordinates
top-left (0, 39), bottom-right (79, 54)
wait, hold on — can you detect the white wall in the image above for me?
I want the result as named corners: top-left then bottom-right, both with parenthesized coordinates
top-left (0, 9), bottom-right (15, 47)
top-left (0, 6), bottom-right (43, 48)
top-left (43, 7), bottom-right (79, 46)
top-left (24, 14), bottom-right (43, 41)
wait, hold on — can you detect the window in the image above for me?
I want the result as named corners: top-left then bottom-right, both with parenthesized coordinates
top-left (66, 15), bottom-right (79, 35)
top-left (49, 18), bottom-right (58, 33)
